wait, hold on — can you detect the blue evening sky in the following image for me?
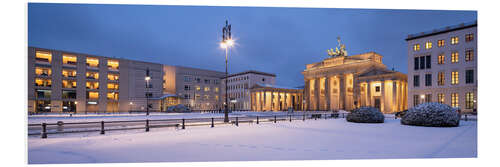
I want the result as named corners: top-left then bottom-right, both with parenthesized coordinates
top-left (28, 3), bottom-right (476, 87)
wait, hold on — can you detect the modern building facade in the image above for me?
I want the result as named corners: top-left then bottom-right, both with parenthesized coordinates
top-left (406, 21), bottom-right (477, 113)
top-left (222, 71), bottom-right (276, 110)
top-left (28, 47), bottom-right (224, 113)
top-left (250, 84), bottom-right (303, 111)
top-left (302, 52), bottom-right (408, 113)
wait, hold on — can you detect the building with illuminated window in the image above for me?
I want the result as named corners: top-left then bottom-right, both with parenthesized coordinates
top-left (221, 70), bottom-right (276, 110)
top-left (406, 21), bottom-right (477, 113)
top-left (302, 52), bottom-right (408, 113)
top-left (28, 47), bottom-right (224, 113)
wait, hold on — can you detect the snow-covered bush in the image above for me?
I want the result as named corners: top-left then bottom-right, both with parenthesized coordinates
top-left (346, 107), bottom-right (384, 123)
top-left (401, 102), bottom-right (460, 127)
top-left (166, 104), bottom-right (191, 112)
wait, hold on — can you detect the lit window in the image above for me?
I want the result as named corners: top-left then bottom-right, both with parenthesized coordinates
top-left (438, 93), bottom-right (445, 104)
top-left (107, 73), bottom-right (119, 81)
top-left (62, 80), bottom-right (77, 88)
top-left (413, 95), bottom-right (420, 106)
top-left (87, 91), bottom-right (99, 99)
top-left (35, 51), bottom-right (52, 64)
top-left (196, 86), bottom-right (201, 91)
top-left (451, 52), bottom-right (459, 63)
top-left (35, 78), bottom-right (51, 87)
top-left (425, 41), bottom-right (432, 49)
top-left (35, 67), bottom-right (51, 76)
top-left (62, 54), bottom-right (77, 65)
top-left (425, 94), bottom-right (432, 103)
top-left (438, 40), bottom-right (445, 47)
top-left (107, 92), bottom-right (119, 100)
top-left (86, 72), bottom-right (99, 79)
top-left (86, 57), bottom-right (99, 68)
top-left (451, 93), bottom-right (459, 108)
top-left (62, 69), bottom-right (77, 78)
top-left (215, 95), bottom-right (219, 101)
top-left (465, 49), bottom-right (474, 61)
top-left (107, 83), bottom-right (119, 90)
top-left (451, 71), bottom-right (459, 85)
top-left (438, 54), bottom-right (445, 64)
top-left (451, 36), bottom-right (459, 45)
top-left (204, 87), bottom-right (210, 92)
top-left (438, 72), bottom-right (445, 86)
top-left (215, 87), bottom-right (219, 92)
top-left (107, 59), bottom-right (119, 70)
top-left (465, 33), bottom-right (474, 42)
top-left (413, 44), bottom-right (420, 51)
top-left (465, 92), bottom-right (474, 109)
top-left (86, 81), bottom-right (99, 89)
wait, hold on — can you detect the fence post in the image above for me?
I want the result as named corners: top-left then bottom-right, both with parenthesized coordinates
top-left (303, 114), bottom-right (305, 121)
top-left (211, 118), bottom-right (214, 128)
top-left (100, 121), bottom-right (105, 135)
top-left (465, 114), bottom-right (468, 121)
top-left (146, 119), bottom-right (150, 132)
top-left (274, 115), bottom-right (277, 123)
top-left (325, 114), bottom-right (327, 120)
top-left (289, 115), bottom-right (292, 122)
top-left (182, 118), bottom-right (185, 129)
top-left (342, 113), bottom-right (345, 118)
top-left (257, 116), bottom-right (259, 124)
top-left (41, 123), bottom-right (47, 139)
top-left (236, 117), bottom-right (239, 126)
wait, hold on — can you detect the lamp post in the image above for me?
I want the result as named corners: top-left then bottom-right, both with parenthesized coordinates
top-left (221, 20), bottom-right (234, 123)
top-left (145, 68), bottom-right (151, 116)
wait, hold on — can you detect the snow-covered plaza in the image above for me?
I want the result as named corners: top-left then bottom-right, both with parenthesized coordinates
top-left (28, 116), bottom-right (477, 164)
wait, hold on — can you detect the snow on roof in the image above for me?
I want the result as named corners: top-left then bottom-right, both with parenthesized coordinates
top-left (255, 83), bottom-right (303, 90)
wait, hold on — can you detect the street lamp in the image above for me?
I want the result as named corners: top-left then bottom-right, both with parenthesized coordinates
top-left (221, 20), bottom-right (234, 123)
top-left (145, 68), bottom-right (151, 116)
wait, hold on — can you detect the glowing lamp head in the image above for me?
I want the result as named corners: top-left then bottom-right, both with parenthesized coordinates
top-left (145, 76), bottom-right (151, 81)
top-left (420, 95), bottom-right (425, 99)
top-left (226, 39), bottom-right (234, 46)
top-left (220, 42), bottom-right (227, 49)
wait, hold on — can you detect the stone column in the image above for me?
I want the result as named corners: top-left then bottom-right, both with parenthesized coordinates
top-left (380, 81), bottom-right (385, 113)
top-left (305, 79), bottom-right (310, 111)
top-left (315, 78), bottom-right (320, 111)
top-left (393, 80), bottom-right (397, 113)
top-left (284, 92), bottom-right (288, 110)
top-left (367, 81), bottom-right (372, 107)
top-left (325, 76), bottom-right (331, 111)
top-left (263, 91), bottom-right (266, 111)
top-left (339, 75), bottom-right (345, 110)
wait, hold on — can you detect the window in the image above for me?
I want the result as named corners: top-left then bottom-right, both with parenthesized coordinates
top-left (451, 93), bottom-right (459, 108)
top-left (466, 69), bottom-right (474, 84)
top-left (425, 42), bottom-right (432, 49)
top-left (204, 79), bottom-right (210, 84)
top-left (62, 69), bottom-right (77, 78)
top-left (465, 49), bottom-right (474, 61)
top-left (86, 71), bottom-right (99, 79)
top-left (413, 44), bottom-right (420, 51)
top-left (451, 36), bottom-right (459, 45)
top-left (215, 87), bottom-right (219, 92)
top-left (35, 51), bottom-right (52, 64)
top-left (184, 94), bottom-right (191, 99)
top-left (86, 57), bottom-right (99, 68)
top-left (215, 95), bottom-right (219, 101)
top-left (425, 94), bottom-right (432, 103)
top-left (35, 78), bottom-right (51, 87)
top-left (62, 54), bottom-right (77, 65)
top-left (195, 94), bottom-right (200, 99)
top-left (86, 81), bottom-right (99, 89)
top-left (107, 83), bottom-right (119, 90)
top-left (451, 71), bottom-right (459, 85)
top-left (451, 52), bottom-right (459, 63)
top-left (145, 92), bottom-right (153, 98)
top-left (419, 56), bottom-right (425, 69)
top-left (184, 76), bottom-right (192, 82)
top-left (196, 78), bottom-right (201, 83)
top-left (195, 86), bottom-right (200, 91)
top-left (204, 86), bottom-right (210, 92)
top-left (425, 74), bottom-right (432, 86)
top-left (466, 92), bottom-right (474, 109)
top-left (465, 33), bottom-right (474, 42)
top-left (438, 39), bottom-right (445, 47)
top-left (438, 93), bottom-right (445, 104)
top-left (62, 80), bottom-right (77, 88)
top-left (62, 90), bottom-right (76, 99)
top-left (184, 85), bottom-right (191, 91)
top-left (413, 95), bottom-right (420, 106)
top-left (204, 95), bottom-right (209, 100)
top-left (36, 89), bottom-right (52, 99)
top-left (426, 55), bottom-right (431, 69)
top-left (414, 57), bottom-right (419, 70)
top-left (87, 91), bottom-right (99, 99)
top-left (107, 59), bottom-right (119, 70)
top-left (413, 75), bottom-right (420, 87)
top-left (107, 92), bottom-right (119, 100)
top-left (35, 67), bottom-right (51, 76)
top-left (108, 73), bottom-right (119, 81)
top-left (438, 72), bottom-right (445, 86)
top-left (262, 78), bottom-right (266, 82)
top-left (438, 54), bottom-right (445, 64)
top-left (375, 86), bottom-right (380, 92)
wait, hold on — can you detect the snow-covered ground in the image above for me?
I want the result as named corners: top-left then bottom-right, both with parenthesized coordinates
top-left (28, 118), bottom-right (477, 164)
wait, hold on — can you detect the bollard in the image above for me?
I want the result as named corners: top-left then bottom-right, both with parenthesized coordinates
top-left (465, 115), bottom-right (468, 121)
top-left (56, 121), bottom-right (64, 132)
top-left (325, 114), bottom-right (327, 120)
top-left (274, 115), bottom-right (277, 123)
top-left (146, 119), bottom-right (150, 132)
top-left (342, 113), bottom-right (344, 118)
top-left (100, 121), bottom-right (105, 135)
top-left (236, 117), bottom-right (239, 126)
top-left (289, 115), bottom-right (292, 122)
top-left (257, 116), bottom-right (259, 124)
top-left (211, 118), bottom-right (214, 128)
top-left (303, 114), bottom-right (305, 121)
top-left (41, 123), bottom-right (47, 139)
top-left (182, 118), bottom-right (185, 129)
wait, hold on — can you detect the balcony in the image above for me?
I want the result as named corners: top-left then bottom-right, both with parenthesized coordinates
top-left (62, 90), bottom-right (77, 99)
top-left (35, 78), bottom-right (51, 88)
top-left (107, 73), bottom-right (119, 81)
top-left (62, 69), bottom-right (77, 78)
top-left (86, 82), bottom-right (99, 90)
top-left (86, 72), bottom-right (99, 80)
top-left (35, 67), bottom-right (51, 78)
top-left (86, 91), bottom-right (99, 100)
top-left (62, 80), bottom-right (77, 89)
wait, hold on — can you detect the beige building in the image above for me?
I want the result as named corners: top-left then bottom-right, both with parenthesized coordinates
top-left (250, 84), bottom-right (303, 111)
top-left (28, 47), bottom-right (224, 113)
top-left (222, 70), bottom-right (276, 110)
top-left (406, 21), bottom-right (477, 113)
top-left (302, 52), bottom-right (407, 113)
